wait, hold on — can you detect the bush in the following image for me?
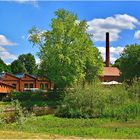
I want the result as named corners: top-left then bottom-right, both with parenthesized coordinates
top-left (0, 100), bottom-right (32, 125)
top-left (10, 92), bottom-right (48, 109)
top-left (11, 92), bottom-right (47, 102)
top-left (55, 83), bottom-right (106, 118)
top-left (56, 81), bottom-right (140, 120)
top-left (47, 89), bottom-right (64, 100)
top-left (10, 91), bottom-right (58, 110)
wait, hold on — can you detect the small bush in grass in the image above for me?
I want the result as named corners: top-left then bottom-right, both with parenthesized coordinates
top-left (0, 100), bottom-right (33, 126)
top-left (12, 100), bottom-right (27, 126)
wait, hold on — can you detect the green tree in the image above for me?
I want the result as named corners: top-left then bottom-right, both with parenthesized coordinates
top-left (11, 59), bottom-right (27, 74)
top-left (0, 58), bottom-right (11, 73)
top-left (114, 44), bottom-right (140, 81)
top-left (0, 58), bottom-right (6, 73)
top-left (18, 53), bottom-right (36, 75)
top-left (29, 9), bottom-right (103, 88)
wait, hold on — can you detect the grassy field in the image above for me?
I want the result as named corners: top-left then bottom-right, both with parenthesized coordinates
top-left (0, 130), bottom-right (65, 139)
top-left (0, 115), bottom-right (140, 139)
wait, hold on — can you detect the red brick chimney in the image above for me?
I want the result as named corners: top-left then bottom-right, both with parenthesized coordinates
top-left (106, 32), bottom-right (110, 67)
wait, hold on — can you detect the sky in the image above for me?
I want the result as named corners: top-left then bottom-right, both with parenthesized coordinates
top-left (1, 1), bottom-right (140, 64)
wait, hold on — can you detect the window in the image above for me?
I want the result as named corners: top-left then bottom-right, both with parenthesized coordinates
top-left (12, 84), bottom-right (16, 89)
top-left (30, 84), bottom-right (33, 88)
top-left (24, 83), bottom-right (28, 88)
top-left (40, 83), bottom-right (44, 90)
top-left (45, 83), bottom-right (48, 89)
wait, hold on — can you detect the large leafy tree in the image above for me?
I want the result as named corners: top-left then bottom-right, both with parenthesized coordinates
top-left (10, 53), bottom-right (36, 75)
top-left (114, 44), bottom-right (140, 81)
top-left (18, 53), bottom-right (36, 75)
top-left (11, 59), bottom-right (27, 74)
top-left (29, 9), bottom-right (103, 88)
top-left (0, 58), bottom-right (11, 73)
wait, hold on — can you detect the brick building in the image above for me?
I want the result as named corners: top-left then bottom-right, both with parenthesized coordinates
top-left (0, 32), bottom-right (120, 94)
top-left (99, 32), bottom-right (121, 82)
top-left (0, 73), bottom-right (53, 92)
top-left (0, 81), bottom-right (14, 94)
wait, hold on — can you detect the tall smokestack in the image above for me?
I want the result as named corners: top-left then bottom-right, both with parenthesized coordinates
top-left (106, 32), bottom-right (110, 67)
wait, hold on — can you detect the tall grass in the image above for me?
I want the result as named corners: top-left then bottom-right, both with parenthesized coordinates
top-left (56, 81), bottom-right (140, 120)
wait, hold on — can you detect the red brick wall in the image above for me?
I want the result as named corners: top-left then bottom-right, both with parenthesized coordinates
top-left (2, 74), bottom-right (20, 91)
top-left (0, 84), bottom-right (13, 93)
top-left (99, 76), bottom-right (119, 82)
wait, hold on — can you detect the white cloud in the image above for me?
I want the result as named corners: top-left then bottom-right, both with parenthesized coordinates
top-left (0, 35), bottom-right (16, 46)
top-left (0, 46), bottom-right (6, 52)
top-left (0, 49), bottom-right (17, 61)
top-left (97, 46), bottom-right (124, 64)
top-left (134, 30), bottom-right (140, 40)
top-left (87, 14), bottom-right (139, 42)
top-left (0, 34), bottom-right (17, 62)
top-left (13, 0), bottom-right (39, 7)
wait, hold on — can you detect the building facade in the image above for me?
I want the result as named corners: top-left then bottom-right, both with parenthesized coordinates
top-left (99, 67), bottom-right (120, 82)
top-left (0, 81), bottom-right (14, 94)
top-left (0, 73), bottom-right (53, 92)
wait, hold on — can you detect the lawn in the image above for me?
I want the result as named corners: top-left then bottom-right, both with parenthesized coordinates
top-left (0, 115), bottom-right (140, 139)
top-left (0, 130), bottom-right (62, 139)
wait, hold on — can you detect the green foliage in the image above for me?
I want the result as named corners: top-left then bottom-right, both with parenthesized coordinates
top-left (10, 53), bottom-right (37, 75)
top-left (11, 92), bottom-right (57, 109)
top-left (114, 44), bottom-right (140, 81)
top-left (11, 100), bottom-right (27, 127)
top-left (0, 100), bottom-right (32, 125)
top-left (0, 58), bottom-right (11, 73)
top-left (18, 53), bottom-right (36, 75)
top-left (29, 9), bottom-right (103, 88)
top-left (0, 107), bottom-right (6, 125)
top-left (104, 102), bottom-right (140, 121)
top-left (11, 59), bottom-right (27, 74)
top-left (56, 81), bottom-right (140, 120)
top-left (56, 83), bottom-right (105, 118)
top-left (127, 80), bottom-right (140, 101)
top-left (11, 92), bottom-right (47, 101)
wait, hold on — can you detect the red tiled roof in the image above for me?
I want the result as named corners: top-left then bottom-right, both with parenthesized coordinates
top-left (100, 67), bottom-right (120, 76)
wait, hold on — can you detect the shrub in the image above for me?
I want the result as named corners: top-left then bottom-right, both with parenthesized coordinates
top-left (55, 83), bottom-right (106, 118)
top-left (0, 100), bottom-right (33, 125)
top-left (47, 89), bottom-right (64, 100)
top-left (11, 92), bottom-right (47, 102)
top-left (10, 92), bottom-right (49, 109)
top-left (56, 81), bottom-right (140, 120)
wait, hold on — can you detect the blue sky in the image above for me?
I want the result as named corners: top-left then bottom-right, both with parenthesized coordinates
top-left (1, 1), bottom-right (140, 64)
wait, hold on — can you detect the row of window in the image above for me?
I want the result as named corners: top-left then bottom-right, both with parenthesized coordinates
top-left (40, 83), bottom-right (48, 90)
top-left (24, 83), bottom-right (49, 89)
top-left (24, 83), bottom-right (33, 88)
top-left (12, 83), bottom-right (49, 90)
